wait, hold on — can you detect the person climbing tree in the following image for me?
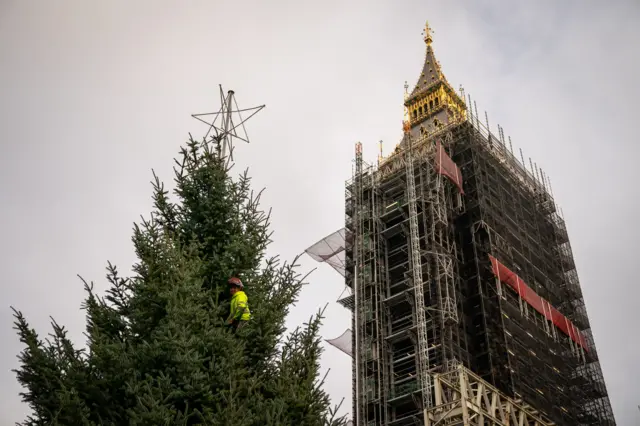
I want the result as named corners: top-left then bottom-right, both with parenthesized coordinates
top-left (226, 276), bottom-right (250, 332)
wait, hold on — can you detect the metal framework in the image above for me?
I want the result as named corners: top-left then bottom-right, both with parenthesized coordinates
top-left (353, 141), bottom-right (364, 424)
top-left (451, 99), bottom-right (615, 425)
top-left (191, 85), bottom-right (265, 166)
top-left (405, 131), bottom-right (432, 411)
top-left (425, 364), bottom-right (554, 426)
top-left (306, 21), bottom-right (616, 426)
top-left (313, 116), bottom-right (616, 425)
top-left (349, 139), bottom-right (391, 425)
top-left (340, 127), bottom-right (470, 425)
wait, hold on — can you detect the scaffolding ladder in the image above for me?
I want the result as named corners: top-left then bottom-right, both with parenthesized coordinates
top-left (353, 141), bottom-right (366, 426)
top-left (404, 132), bottom-right (433, 410)
top-left (369, 169), bottom-right (389, 423)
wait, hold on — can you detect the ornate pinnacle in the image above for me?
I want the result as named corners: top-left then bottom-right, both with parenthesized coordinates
top-left (423, 20), bottom-right (433, 45)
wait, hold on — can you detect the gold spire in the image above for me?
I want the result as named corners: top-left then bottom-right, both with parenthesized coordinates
top-left (404, 20), bottom-right (467, 131)
top-left (423, 20), bottom-right (433, 45)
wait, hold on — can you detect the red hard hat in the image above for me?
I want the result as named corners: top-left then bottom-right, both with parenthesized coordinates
top-left (228, 277), bottom-right (243, 288)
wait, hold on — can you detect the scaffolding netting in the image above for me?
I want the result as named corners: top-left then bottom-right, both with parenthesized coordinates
top-left (325, 328), bottom-right (353, 358)
top-left (489, 255), bottom-right (588, 350)
top-left (436, 140), bottom-right (464, 194)
top-left (304, 228), bottom-right (351, 277)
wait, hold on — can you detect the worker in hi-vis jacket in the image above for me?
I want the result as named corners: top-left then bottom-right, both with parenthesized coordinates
top-left (226, 277), bottom-right (251, 332)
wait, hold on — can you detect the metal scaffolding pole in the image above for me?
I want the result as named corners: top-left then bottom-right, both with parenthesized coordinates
top-left (404, 129), bottom-right (433, 410)
top-left (353, 141), bottom-right (365, 426)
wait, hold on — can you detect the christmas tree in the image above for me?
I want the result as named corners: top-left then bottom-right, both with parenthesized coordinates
top-left (12, 136), bottom-right (346, 425)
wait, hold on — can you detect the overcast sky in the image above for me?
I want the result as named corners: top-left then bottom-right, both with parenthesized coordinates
top-left (1, 0), bottom-right (639, 424)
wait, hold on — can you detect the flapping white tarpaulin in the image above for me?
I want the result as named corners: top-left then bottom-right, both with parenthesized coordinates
top-left (305, 230), bottom-right (354, 358)
top-left (304, 228), bottom-right (351, 277)
top-left (325, 328), bottom-right (353, 358)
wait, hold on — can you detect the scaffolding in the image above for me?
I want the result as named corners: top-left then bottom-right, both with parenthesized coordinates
top-left (348, 142), bottom-right (390, 425)
top-left (326, 127), bottom-right (470, 425)
top-left (425, 364), bottom-right (554, 426)
top-left (404, 129), bottom-right (432, 412)
top-left (309, 116), bottom-right (615, 425)
top-left (449, 101), bottom-right (616, 424)
top-left (353, 141), bottom-right (364, 425)
top-left (306, 21), bottom-right (616, 426)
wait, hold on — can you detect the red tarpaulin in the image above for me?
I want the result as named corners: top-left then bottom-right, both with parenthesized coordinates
top-left (489, 255), bottom-right (588, 351)
top-left (435, 141), bottom-right (464, 194)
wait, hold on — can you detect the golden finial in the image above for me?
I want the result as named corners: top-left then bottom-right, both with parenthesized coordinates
top-left (403, 81), bottom-right (410, 130)
top-left (423, 20), bottom-right (433, 45)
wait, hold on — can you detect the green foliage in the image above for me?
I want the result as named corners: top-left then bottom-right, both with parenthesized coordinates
top-left (12, 136), bottom-right (346, 425)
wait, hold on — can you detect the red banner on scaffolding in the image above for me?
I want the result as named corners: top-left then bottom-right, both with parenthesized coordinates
top-left (489, 255), bottom-right (588, 351)
top-left (435, 141), bottom-right (464, 194)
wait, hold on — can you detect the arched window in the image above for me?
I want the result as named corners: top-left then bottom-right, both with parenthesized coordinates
top-left (419, 106), bottom-right (423, 115)
top-left (429, 100), bottom-right (434, 110)
top-left (435, 97), bottom-right (439, 106)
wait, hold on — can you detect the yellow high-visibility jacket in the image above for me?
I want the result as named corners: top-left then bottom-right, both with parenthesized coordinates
top-left (228, 291), bottom-right (251, 322)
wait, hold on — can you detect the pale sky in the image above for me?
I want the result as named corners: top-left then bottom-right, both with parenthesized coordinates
top-left (1, 0), bottom-right (639, 424)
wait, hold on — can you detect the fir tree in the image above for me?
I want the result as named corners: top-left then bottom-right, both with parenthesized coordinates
top-left (12, 136), bottom-right (346, 425)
